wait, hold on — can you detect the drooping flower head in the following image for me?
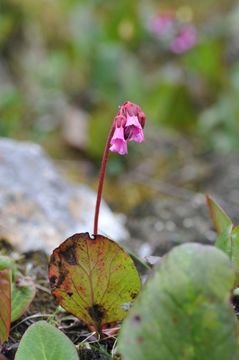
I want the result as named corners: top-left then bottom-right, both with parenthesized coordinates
top-left (109, 101), bottom-right (146, 155)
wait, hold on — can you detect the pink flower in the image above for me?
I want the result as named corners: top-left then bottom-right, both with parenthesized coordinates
top-left (125, 115), bottom-right (144, 143)
top-left (109, 101), bottom-right (146, 155)
top-left (109, 126), bottom-right (128, 155)
top-left (150, 14), bottom-right (174, 36)
top-left (170, 25), bottom-right (197, 54)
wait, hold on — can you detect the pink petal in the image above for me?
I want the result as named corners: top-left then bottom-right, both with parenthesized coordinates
top-left (132, 130), bottom-right (144, 143)
top-left (125, 115), bottom-right (142, 129)
top-left (111, 126), bottom-right (125, 141)
top-left (110, 141), bottom-right (128, 155)
top-left (125, 115), bottom-right (144, 143)
top-left (110, 126), bottom-right (128, 155)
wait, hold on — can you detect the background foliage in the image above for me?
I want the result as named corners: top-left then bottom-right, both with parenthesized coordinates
top-left (0, 0), bottom-right (239, 155)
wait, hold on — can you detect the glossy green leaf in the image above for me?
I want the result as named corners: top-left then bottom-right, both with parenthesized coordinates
top-left (11, 277), bottom-right (36, 322)
top-left (15, 321), bottom-right (78, 360)
top-left (0, 269), bottom-right (11, 345)
top-left (206, 194), bottom-right (232, 235)
top-left (49, 233), bottom-right (141, 332)
top-left (118, 243), bottom-right (239, 360)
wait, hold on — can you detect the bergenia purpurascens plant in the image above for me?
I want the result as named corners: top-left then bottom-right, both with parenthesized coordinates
top-left (48, 101), bottom-right (145, 335)
top-left (93, 101), bottom-right (145, 235)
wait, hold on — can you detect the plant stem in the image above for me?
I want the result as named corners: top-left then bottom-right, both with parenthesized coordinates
top-left (93, 123), bottom-right (115, 235)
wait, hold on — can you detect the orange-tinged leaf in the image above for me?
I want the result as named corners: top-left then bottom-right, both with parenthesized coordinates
top-left (48, 233), bottom-right (141, 332)
top-left (0, 269), bottom-right (11, 345)
top-left (206, 194), bottom-right (232, 235)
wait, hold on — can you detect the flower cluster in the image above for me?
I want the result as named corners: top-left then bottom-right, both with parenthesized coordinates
top-left (109, 101), bottom-right (146, 155)
top-left (148, 11), bottom-right (198, 54)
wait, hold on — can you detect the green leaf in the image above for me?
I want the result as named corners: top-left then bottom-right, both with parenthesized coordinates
top-left (206, 194), bottom-right (233, 234)
top-left (11, 277), bottom-right (36, 322)
top-left (0, 269), bottom-right (11, 345)
top-left (15, 321), bottom-right (78, 360)
top-left (216, 225), bottom-right (239, 284)
top-left (182, 40), bottom-right (224, 91)
top-left (154, 82), bottom-right (197, 131)
top-left (209, 196), bottom-right (239, 283)
top-left (118, 243), bottom-right (239, 360)
top-left (87, 110), bottom-right (112, 158)
top-left (0, 255), bottom-right (16, 280)
top-left (48, 233), bottom-right (141, 332)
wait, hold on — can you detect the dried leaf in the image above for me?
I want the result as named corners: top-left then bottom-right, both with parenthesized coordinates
top-left (0, 269), bottom-right (11, 345)
top-left (48, 233), bottom-right (141, 331)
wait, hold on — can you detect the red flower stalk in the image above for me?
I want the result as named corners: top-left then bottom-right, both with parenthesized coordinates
top-left (93, 101), bottom-right (146, 235)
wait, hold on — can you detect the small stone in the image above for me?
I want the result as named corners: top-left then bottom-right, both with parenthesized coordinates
top-left (139, 243), bottom-right (152, 258)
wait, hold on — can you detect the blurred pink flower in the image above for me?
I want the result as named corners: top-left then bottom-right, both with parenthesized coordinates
top-left (150, 14), bottom-right (174, 35)
top-left (109, 101), bottom-right (146, 155)
top-left (170, 25), bottom-right (197, 54)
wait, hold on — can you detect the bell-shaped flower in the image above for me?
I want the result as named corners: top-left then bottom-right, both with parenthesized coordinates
top-left (124, 115), bottom-right (144, 143)
top-left (109, 126), bottom-right (128, 155)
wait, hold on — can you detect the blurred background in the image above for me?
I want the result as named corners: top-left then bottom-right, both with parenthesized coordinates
top-left (1, 0), bottom-right (239, 150)
top-left (1, 0), bottom-right (239, 255)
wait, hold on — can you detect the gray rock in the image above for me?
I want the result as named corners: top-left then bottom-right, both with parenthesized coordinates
top-left (0, 138), bottom-right (128, 253)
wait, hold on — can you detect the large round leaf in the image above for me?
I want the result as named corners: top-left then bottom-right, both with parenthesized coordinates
top-left (118, 243), bottom-right (239, 360)
top-left (15, 321), bottom-right (78, 360)
top-left (48, 233), bottom-right (141, 331)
